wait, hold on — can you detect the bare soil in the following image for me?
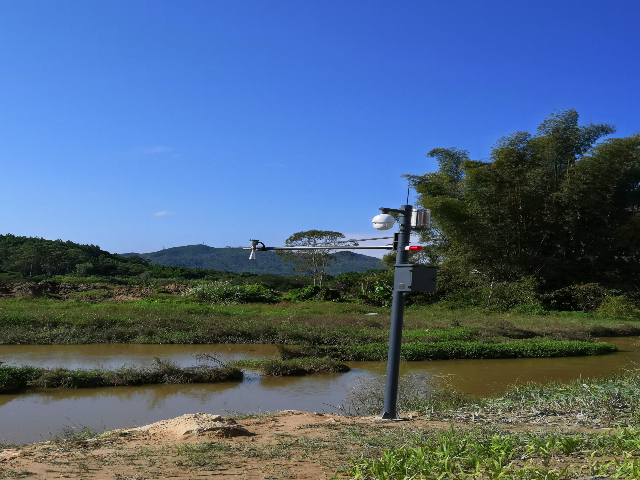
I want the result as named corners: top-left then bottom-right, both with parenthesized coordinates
top-left (0, 410), bottom-right (612, 479)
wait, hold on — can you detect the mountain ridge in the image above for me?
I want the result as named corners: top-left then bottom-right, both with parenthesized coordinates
top-left (121, 245), bottom-right (384, 275)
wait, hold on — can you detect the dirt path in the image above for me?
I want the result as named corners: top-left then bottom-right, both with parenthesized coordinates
top-left (0, 409), bottom-right (612, 479)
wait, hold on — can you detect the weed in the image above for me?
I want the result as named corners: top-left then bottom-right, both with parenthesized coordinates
top-left (174, 441), bottom-right (228, 467)
top-left (232, 358), bottom-right (349, 376)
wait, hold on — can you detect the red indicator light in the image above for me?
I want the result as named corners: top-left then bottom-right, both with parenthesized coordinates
top-left (406, 246), bottom-right (424, 251)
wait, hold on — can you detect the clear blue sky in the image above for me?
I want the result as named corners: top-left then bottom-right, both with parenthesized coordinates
top-left (1, 0), bottom-right (638, 255)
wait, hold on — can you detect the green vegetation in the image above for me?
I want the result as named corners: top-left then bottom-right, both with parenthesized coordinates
top-left (405, 109), bottom-right (640, 313)
top-left (1, 299), bottom-right (636, 347)
top-left (0, 356), bottom-right (352, 393)
top-left (346, 368), bottom-right (640, 479)
top-left (279, 339), bottom-right (618, 362)
top-left (350, 425), bottom-right (640, 479)
top-left (275, 230), bottom-right (358, 285)
top-left (0, 358), bottom-right (243, 393)
top-left (231, 358), bottom-right (350, 375)
top-left (182, 282), bottom-right (280, 305)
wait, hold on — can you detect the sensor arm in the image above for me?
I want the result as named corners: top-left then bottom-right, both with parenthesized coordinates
top-left (244, 243), bottom-right (423, 260)
top-left (244, 245), bottom-right (394, 251)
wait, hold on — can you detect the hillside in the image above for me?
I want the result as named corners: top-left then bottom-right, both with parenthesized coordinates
top-left (121, 245), bottom-right (383, 275)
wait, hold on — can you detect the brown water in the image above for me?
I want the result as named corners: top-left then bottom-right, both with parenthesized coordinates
top-left (1, 337), bottom-right (638, 445)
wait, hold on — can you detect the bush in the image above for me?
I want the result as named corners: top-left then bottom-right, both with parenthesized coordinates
top-left (597, 295), bottom-right (640, 319)
top-left (546, 283), bottom-right (609, 312)
top-left (356, 271), bottom-right (394, 307)
top-left (283, 285), bottom-right (340, 302)
top-left (183, 282), bottom-right (280, 305)
top-left (0, 366), bottom-right (42, 393)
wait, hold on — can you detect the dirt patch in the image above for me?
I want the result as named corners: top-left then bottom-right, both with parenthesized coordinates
top-left (0, 409), bottom-right (615, 479)
top-left (131, 413), bottom-right (253, 439)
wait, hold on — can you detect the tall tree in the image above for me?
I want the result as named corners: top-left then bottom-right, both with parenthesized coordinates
top-left (405, 110), bottom-right (639, 290)
top-left (276, 230), bottom-right (355, 286)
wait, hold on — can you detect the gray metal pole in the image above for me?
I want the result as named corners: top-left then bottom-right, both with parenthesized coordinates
top-left (381, 205), bottom-right (412, 419)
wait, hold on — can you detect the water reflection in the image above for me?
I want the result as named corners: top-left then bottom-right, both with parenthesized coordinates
top-left (0, 343), bottom-right (280, 369)
top-left (1, 338), bottom-right (639, 445)
top-left (0, 371), bottom-right (367, 445)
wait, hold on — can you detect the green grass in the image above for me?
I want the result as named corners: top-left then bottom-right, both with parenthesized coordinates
top-left (231, 357), bottom-right (350, 375)
top-left (0, 358), bottom-right (243, 393)
top-left (344, 368), bottom-right (640, 479)
top-left (349, 425), bottom-right (640, 479)
top-left (278, 338), bottom-right (619, 361)
top-left (0, 298), bottom-right (636, 365)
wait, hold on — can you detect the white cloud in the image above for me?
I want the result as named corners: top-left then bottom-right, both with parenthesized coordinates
top-left (141, 145), bottom-right (173, 154)
top-left (154, 210), bottom-right (172, 217)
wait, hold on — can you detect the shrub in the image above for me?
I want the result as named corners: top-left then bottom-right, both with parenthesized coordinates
top-left (597, 295), bottom-right (640, 319)
top-left (356, 271), bottom-right (394, 307)
top-left (183, 282), bottom-right (280, 305)
top-left (546, 283), bottom-right (609, 312)
top-left (283, 285), bottom-right (340, 302)
top-left (0, 366), bottom-right (42, 393)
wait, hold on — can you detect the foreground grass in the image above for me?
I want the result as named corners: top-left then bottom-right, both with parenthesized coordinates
top-left (347, 368), bottom-right (640, 478)
top-left (349, 425), bottom-right (640, 479)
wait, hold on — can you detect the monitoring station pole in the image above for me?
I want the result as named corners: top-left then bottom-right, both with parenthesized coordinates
top-left (245, 205), bottom-right (435, 420)
top-left (380, 205), bottom-right (412, 419)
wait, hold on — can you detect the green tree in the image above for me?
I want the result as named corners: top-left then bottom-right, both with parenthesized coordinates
top-left (405, 109), bottom-right (639, 291)
top-left (276, 230), bottom-right (355, 286)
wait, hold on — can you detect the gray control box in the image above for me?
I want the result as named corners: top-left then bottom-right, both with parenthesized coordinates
top-left (394, 265), bottom-right (437, 292)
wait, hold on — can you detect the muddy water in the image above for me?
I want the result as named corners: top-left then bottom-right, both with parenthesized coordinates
top-left (1, 337), bottom-right (639, 445)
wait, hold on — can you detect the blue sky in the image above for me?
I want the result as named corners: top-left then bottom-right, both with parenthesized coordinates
top-left (1, 0), bottom-right (638, 255)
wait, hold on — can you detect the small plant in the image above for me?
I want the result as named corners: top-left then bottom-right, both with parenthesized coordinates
top-left (339, 372), bottom-right (439, 416)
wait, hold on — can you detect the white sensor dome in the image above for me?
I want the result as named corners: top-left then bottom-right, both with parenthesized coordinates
top-left (372, 213), bottom-right (396, 231)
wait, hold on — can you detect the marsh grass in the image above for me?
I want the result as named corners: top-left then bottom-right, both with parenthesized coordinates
top-left (0, 358), bottom-right (242, 393)
top-left (335, 367), bottom-right (640, 478)
top-left (231, 358), bottom-right (350, 376)
top-left (278, 338), bottom-right (618, 362)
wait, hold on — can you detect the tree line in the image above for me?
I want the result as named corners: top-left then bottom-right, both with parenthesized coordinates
top-left (405, 109), bottom-right (640, 312)
top-left (2, 110), bottom-right (638, 314)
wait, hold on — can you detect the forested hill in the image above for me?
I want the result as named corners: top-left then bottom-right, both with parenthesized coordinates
top-left (121, 245), bottom-right (383, 275)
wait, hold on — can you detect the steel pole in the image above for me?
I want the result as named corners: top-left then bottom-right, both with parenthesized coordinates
top-left (381, 205), bottom-right (412, 419)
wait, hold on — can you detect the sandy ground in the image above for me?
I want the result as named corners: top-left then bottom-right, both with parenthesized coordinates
top-left (0, 408), bottom-right (612, 480)
top-left (0, 410), bottom-right (371, 479)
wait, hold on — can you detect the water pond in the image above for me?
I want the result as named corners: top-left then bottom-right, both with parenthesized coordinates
top-left (1, 337), bottom-right (639, 445)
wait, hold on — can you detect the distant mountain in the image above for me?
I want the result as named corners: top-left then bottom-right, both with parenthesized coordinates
top-left (121, 245), bottom-right (384, 275)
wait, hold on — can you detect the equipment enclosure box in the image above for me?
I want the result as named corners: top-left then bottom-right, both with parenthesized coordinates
top-left (394, 265), bottom-right (437, 292)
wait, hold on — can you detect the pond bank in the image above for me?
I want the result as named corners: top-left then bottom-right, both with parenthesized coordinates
top-left (4, 368), bottom-right (640, 479)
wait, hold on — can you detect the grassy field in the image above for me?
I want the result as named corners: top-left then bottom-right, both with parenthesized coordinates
top-left (1, 297), bottom-right (638, 346)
